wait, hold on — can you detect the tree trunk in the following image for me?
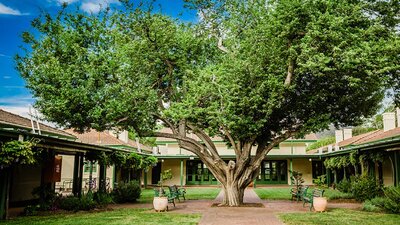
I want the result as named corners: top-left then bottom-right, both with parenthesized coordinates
top-left (221, 181), bottom-right (245, 206)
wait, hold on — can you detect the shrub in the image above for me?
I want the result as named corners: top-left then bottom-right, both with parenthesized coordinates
top-left (363, 199), bottom-right (385, 212)
top-left (112, 181), bottom-right (141, 203)
top-left (383, 186), bottom-right (400, 213)
top-left (326, 191), bottom-right (354, 200)
top-left (350, 175), bottom-right (382, 201)
top-left (313, 175), bottom-right (327, 188)
top-left (23, 205), bottom-right (39, 216)
top-left (31, 185), bottom-right (58, 211)
top-left (94, 191), bottom-right (113, 208)
top-left (59, 193), bottom-right (96, 211)
top-left (337, 179), bottom-right (351, 193)
top-left (59, 196), bottom-right (82, 211)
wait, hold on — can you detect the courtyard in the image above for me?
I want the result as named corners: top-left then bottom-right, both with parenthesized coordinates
top-left (1, 187), bottom-right (399, 225)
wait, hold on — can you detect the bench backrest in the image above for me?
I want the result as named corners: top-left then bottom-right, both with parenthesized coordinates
top-left (300, 186), bottom-right (309, 197)
top-left (312, 189), bottom-right (325, 197)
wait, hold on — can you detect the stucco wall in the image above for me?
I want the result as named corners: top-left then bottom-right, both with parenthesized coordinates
top-left (161, 159), bottom-right (186, 186)
top-left (291, 158), bottom-right (313, 185)
top-left (382, 157), bottom-right (394, 186)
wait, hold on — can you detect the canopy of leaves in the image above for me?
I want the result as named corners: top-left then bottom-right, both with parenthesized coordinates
top-left (0, 139), bottom-right (41, 167)
top-left (85, 150), bottom-right (157, 170)
top-left (17, 0), bottom-right (400, 145)
top-left (306, 136), bottom-right (335, 151)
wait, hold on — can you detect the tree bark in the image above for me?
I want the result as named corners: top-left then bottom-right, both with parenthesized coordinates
top-left (151, 118), bottom-right (299, 206)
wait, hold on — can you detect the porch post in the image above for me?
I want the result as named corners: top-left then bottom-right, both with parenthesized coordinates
top-left (72, 154), bottom-right (80, 196)
top-left (180, 159), bottom-right (184, 187)
top-left (395, 151), bottom-right (400, 187)
top-left (0, 168), bottom-right (11, 220)
top-left (112, 165), bottom-right (117, 188)
top-left (326, 168), bottom-right (331, 187)
top-left (144, 170), bottom-right (148, 189)
top-left (99, 163), bottom-right (106, 193)
top-left (78, 153), bottom-right (84, 197)
top-left (289, 159), bottom-right (293, 185)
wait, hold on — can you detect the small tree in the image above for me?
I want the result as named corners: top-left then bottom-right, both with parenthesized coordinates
top-left (290, 171), bottom-right (305, 190)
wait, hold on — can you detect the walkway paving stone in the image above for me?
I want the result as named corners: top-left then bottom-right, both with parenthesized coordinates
top-left (200, 188), bottom-right (284, 225)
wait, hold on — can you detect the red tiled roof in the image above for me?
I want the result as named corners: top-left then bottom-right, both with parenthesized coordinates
top-left (0, 108), bottom-right (75, 138)
top-left (339, 130), bottom-right (384, 147)
top-left (356, 127), bottom-right (400, 145)
top-left (65, 129), bottom-right (152, 152)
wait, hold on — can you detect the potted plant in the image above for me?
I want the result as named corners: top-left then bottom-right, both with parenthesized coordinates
top-left (153, 169), bottom-right (172, 212)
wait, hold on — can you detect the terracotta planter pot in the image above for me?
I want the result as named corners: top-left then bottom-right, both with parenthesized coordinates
top-left (153, 197), bottom-right (168, 212)
top-left (313, 197), bottom-right (327, 212)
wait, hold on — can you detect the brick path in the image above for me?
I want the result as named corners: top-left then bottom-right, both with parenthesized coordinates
top-left (199, 188), bottom-right (284, 225)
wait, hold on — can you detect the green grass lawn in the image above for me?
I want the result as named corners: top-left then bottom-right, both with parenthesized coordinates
top-left (279, 208), bottom-right (400, 225)
top-left (0, 208), bottom-right (201, 225)
top-left (139, 187), bottom-right (221, 203)
top-left (254, 187), bottom-right (354, 201)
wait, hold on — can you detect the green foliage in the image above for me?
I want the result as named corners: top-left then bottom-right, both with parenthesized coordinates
top-left (0, 139), bottom-right (41, 167)
top-left (383, 186), bottom-right (400, 213)
top-left (112, 181), bottom-right (141, 203)
top-left (22, 205), bottom-right (40, 216)
top-left (313, 175), bottom-right (327, 188)
top-left (351, 175), bottom-right (382, 201)
top-left (324, 156), bottom-right (350, 169)
top-left (337, 179), bottom-right (352, 193)
top-left (31, 185), bottom-right (58, 211)
top-left (363, 197), bottom-right (386, 212)
top-left (93, 192), bottom-right (113, 208)
top-left (17, 0), bottom-right (399, 146)
top-left (306, 136), bottom-right (335, 151)
top-left (59, 193), bottom-right (96, 212)
top-left (352, 127), bottom-right (377, 136)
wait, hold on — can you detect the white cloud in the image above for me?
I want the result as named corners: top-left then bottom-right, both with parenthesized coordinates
top-left (0, 95), bottom-right (34, 118)
top-left (80, 0), bottom-right (120, 14)
top-left (0, 53), bottom-right (11, 58)
top-left (0, 3), bottom-right (29, 16)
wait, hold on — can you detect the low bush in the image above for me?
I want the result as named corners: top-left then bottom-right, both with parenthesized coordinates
top-left (313, 175), bottom-right (327, 188)
top-left (112, 181), bottom-right (141, 203)
top-left (94, 191), bottom-right (113, 208)
top-left (350, 175), bottom-right (382, 201)
top-left (362, 197), bottom-right (386, 212)
top-left (337, 179), bottom-right (352, 193)
top-left (383, 186), bottom-right (400, 213)
top-left (59, 193), bottom-right (96, 211)
top-left (22, 205), bottom-right (40, 216)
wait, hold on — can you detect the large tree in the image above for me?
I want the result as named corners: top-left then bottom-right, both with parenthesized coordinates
top-left (17, 0), bottom-right (399, 206)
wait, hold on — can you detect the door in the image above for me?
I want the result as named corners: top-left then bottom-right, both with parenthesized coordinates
top-left (151, 162), bottom-right (161, 184)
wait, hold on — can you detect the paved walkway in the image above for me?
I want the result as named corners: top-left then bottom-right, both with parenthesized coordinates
top-left (200, 188), bottom-right (283, 225)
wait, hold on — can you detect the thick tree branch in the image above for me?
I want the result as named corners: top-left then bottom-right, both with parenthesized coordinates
top-left (284, 58), bottom-right (294, 86)
top-left (187, 123), bottom-right (220, 159)
top-left (153, 114), bottom-right (177, 134)
top-left (221, 126), bottom-right (240, 161)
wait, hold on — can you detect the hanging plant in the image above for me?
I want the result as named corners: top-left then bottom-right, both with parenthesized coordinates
top-left (124, 152), bottom-right (143, 170)
top-left (142, 156), bottom-right (157, 171)
top-left (369, 152), bottom-right (384, 163)
top-left (349, 151), bottom-right (358, 166)
top-left (110, 151), bottom-right (128, 166)
top-left (0, 139), bottom-right (41, 168)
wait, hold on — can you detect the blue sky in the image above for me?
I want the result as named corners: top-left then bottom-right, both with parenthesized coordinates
top-left (0, 0), bottom-right (196, 118)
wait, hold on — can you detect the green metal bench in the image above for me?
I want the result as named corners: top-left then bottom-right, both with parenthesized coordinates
top-left (303, 188), bottom-right (325, 211)
top-left (153, 188), bottom-right (176, 209)
top-left (168, 185), bottom-right (186, 202)
top-left (291, 186), bottom-right (308, 202)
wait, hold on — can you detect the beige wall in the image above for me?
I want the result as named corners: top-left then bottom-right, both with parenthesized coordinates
top-left (10, 165), bottom-right (41, 202)
top-left (161, 159), bottom-right (186, 186)
top-left (291, 158), bottom-right (313, 185)
top-left (56, 154), bottom-right (115, 192)
top-left (382, 157), bottom-right (394, 186)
